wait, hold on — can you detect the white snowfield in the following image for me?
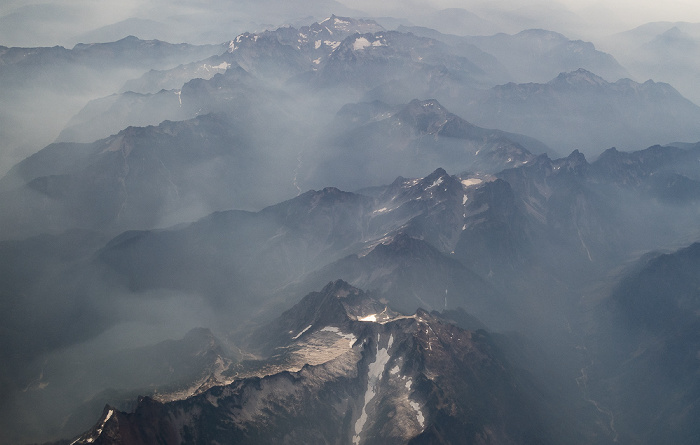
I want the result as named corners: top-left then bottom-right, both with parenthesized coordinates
top-left (354, 333), bottom-right (393, 444)
top-left (461, 178), bottom-right (483, 187)
top-left (292, 324), bottom-right (312, 340)
top-left (353, 37), bottom-right (385, 51)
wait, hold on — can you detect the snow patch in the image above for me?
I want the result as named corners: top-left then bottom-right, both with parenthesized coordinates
top-left (427, 177), bottom-right (444, 189)
top-left (462, 194), bottom-right (468, 205)
top-left (324, 40), bottom-right (340, 49)
top-left (353, 38), bottom-right (383, 50)
top-left (320, 326), bottom-right (357, 347)
top-left (292, 325), bottom-right (312, 340)
top-left (359, 314), bottom-right (377, 322)
top-left (461, 178), bottom-right (482, 187)
top-left (211, 62), bottom-right (230, 70)
top-left (354, 37), bottom-right (371, 50)
top-left (313, 58), bottom-right (321, 65)
top-left (315, 40), bottom-right (322, 49)
top-left (409, 401), bottom-right (425, 428)
top-left (354, 334), bottom-right (393, 444)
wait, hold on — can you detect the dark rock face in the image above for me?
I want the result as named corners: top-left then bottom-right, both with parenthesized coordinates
top-left (71, 282), bottom-right (550, 445)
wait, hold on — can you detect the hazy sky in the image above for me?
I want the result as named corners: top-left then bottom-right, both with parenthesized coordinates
top-left (356, 0), bottom-right (700, 24)
top-left (1, 0), bottom-right (699, 48)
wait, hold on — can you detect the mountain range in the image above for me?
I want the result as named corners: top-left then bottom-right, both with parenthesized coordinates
top-left (2, 139), bottom-right (699, 442)
top-left (1, 11), bottom-right (700, 445)
top-left (460, 69), bottom-right (700, 155)
top-left (68, 281), bottom-right (598, 445)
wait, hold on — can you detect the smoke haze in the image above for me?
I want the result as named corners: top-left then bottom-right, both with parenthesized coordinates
top-left (1, 2), bottom-right (700, 444)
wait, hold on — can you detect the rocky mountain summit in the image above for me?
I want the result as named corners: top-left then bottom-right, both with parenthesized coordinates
top-left (70, 281), bottom-right (550, 445)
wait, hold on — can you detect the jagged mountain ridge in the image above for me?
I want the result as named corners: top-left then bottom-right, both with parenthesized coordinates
top-left (2, 149), bottom-right (699, 444)
top-left (603, 21), bottom-right (700, 105)
top-left (119, 15), bottom-right (386, 94)
top-left (50, 17), bottom-right (700, 168)
top-left (461, 69), bottom-right (700, 155)
top-left (94, 167), bottom-right (493, 308)
top-left (3, 9), bottom-right (700, 445)
top-left (497, 143), bottom-right (700, 266)
top-left (402, 26), bottom-right (628, 84)
top-left (0, 36), bottom-right (225, 90)
top-left (94, 139), bottom-right (700, 305)
top-left (14, 328), bottom-right (236, 443)
top-left (273, 233), bottom-right (511, 330)
top-left (56, 18), bottom-right (524, 146)
top-left (0, 114), bottom-right (277, 239)
top-left (0, 35), bottom-right (227, 178)
top-left (93, 142), bottom-right (700, 332)
top-left (1, 98), bottom-right (546, 241)
top-left (69, 281), bottom-right (554, 445)
top-left (308, 98), bottom-right (538, 190)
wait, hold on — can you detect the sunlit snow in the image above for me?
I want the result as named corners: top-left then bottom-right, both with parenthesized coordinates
top-left (320, 326), bottom-right (357, 347)
top-left (353, 37), bottom-right (384, 51)
top-left (427, 177), bottom-right (444, 189)
top-left (354, 37), bottom-right (372, 50)
top-left (461, 178), bottom-right (483, 187)
top-left (409, 401), bottom-right (425, 428)
top-left (292, 325), bottom-right (312, 340)
top-left (354, 334), bottom-right (393, 444)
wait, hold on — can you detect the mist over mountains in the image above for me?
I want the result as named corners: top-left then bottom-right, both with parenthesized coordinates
top-left (1, 3), bottom-right (700, 445)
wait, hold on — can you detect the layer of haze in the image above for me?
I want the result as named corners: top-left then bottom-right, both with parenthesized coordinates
top-left (1, 0), bottom-right (699, 47)
top-left (0, 2), bottom-right (700, 444)
top-left (1, 0), bottom-right (699, 175)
